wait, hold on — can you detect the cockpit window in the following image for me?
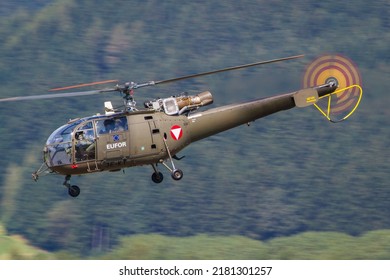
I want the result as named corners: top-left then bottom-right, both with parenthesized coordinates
top-left (96, 116), bottom-right (128, 135)
top-left (77, 121), bottom-right (93, 130)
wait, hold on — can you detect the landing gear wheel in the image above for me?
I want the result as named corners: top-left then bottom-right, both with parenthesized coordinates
top-left (68, 185), bottom-right (81, 197)
top-left (171, 169), bottom-right (183, 181)
top-left (151, 172), bottom-right (164, 183)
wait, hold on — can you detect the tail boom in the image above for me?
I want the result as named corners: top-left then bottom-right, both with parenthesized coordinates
top-left (188, 84), bottom-right (336, 143)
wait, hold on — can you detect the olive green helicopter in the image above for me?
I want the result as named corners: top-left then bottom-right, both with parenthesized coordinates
top-left (0, 54), bottom-right (362, 197)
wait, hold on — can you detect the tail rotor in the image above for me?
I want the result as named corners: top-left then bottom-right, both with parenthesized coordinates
top-left (303, 54), bottom-right (363, 122)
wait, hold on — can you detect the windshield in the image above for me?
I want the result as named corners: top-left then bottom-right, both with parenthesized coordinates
top-left (46, 120), bottom-right (81, 145)
top-left (44, 120), bottom-right (82, 167)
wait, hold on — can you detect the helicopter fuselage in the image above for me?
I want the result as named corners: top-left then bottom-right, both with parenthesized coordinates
top-left (43, 84), bottom-right (336, 177)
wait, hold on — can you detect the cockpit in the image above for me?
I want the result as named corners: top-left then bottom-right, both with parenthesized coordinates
top-left (44, 115), bottom-right (128, 169)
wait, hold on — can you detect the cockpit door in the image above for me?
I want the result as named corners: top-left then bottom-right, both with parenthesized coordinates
top-left (95, 116), bottom-right (129, 161)
top-left (74, 121), bottom-right (96, 162)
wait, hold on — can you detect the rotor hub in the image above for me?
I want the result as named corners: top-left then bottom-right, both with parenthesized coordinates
top-left (325, 76), bottom-right (339, 87)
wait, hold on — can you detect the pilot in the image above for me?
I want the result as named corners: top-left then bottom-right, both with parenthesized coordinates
top-left (75, 130), bottom-right (95, 160)
top-left (102, 119), bottom-right (115, 134)
top-left (115, 118), bottom-right (125, 131)
top-left (75, 131), bottom-right (85, 141)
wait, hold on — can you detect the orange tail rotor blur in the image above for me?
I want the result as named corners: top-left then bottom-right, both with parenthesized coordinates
top-left (303, 54), bottom-right (363, 122)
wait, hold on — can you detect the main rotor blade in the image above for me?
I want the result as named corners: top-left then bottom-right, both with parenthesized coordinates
top-left (154, 54), bottom-right (304, 85)
top-left (0, 54), bottom-right (304, 103)
top-left (0, 89), bottom-right (105, 102)
top-left (49, 79), bottom-right (119, 91)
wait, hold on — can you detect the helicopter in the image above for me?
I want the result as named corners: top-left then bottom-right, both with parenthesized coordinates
top-left (0, 54), bottom-right (362, 197)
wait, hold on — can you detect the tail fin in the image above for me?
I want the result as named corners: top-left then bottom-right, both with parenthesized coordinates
top-left (303, 54), bottom-right (363, 122)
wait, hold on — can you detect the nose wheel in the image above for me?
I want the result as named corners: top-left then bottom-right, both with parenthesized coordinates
top-left (68, 185), bottom-right (81, 197)
top-left (63, 175), bottom-right (81, 197)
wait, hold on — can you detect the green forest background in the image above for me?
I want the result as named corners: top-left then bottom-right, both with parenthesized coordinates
top-left (0, 0), bottom-right (389, 259)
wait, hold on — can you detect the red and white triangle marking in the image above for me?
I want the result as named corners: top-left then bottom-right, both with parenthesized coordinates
top-left (170, 125), bottom-right (183, 140)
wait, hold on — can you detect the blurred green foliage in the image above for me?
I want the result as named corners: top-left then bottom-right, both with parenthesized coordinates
top-left (97, 230), bottom-right (390, 260)
top-left (0, 223), bottom-right (53, 259)
top-left (0, 0), bottom-right (389, 258)
top-left (3, 225), bottom-right (390, 259)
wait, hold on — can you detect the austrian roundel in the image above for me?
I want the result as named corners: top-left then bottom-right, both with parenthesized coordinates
top-left (170, 125), bottom-right (183, 140)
